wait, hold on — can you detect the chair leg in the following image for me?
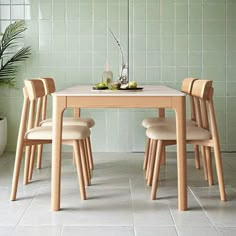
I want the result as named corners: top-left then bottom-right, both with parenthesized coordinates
top-left (74, 141), bottom-right (86, 200)
top-left (160, 147), bottom-right (166, 165)
top-left (37, 144), bottom-right (43, 169)
top-left (194, 145), bottom-right (200, 169)
top-left (205, 146), bottom-right (213, 185)
top-left (83, 139), bottom-right (91, 179)
top-left (146, 139), bottom-right (153, 180)
top-left (213, 145), bottom-right (226, 201)
top-left (151, 140), bottom-right (163, 200)
top-left (79, 140), bottom-right (90, 186)
top-left (28, 145), bottom-right (36, 181)
top-left (200, 146), bottom-right (208, 181)
top-left (10, 144), bottom-right (24, 201)
top-left (23, 146), bottom-right (31, 185)
top-left (86, 137), bottom-right (94, 170)
top-left (143, 138), bottom-right (150, 170)
top-left (72, 151), bottom-right (76, 166)
top-left (147, 140), bottom-right (157, 186)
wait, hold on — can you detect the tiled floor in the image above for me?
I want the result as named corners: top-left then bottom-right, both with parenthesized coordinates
top-left (0, 151), bottom-right (236, 236)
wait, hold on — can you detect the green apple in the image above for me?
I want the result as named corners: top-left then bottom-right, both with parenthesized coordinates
top-left (128, 81), bottom-right (137, 88)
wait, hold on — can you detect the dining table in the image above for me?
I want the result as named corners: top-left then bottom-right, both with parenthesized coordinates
top-left (51, 85), bottom-right (187, 211)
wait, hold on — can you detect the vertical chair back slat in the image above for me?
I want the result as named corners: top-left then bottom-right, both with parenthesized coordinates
top-left (189, 96), bottom-right (196, 122)
top-left (35, 97), bottom-right (43, 127)
top-left (194, 98), bottom-right (203, 128)
top-left (27, 100), bottom-right (36, 131)
top-left (40, 78), bottom-right (56, 121)
top-left (181, 78), bottom-right (198, 122)
top-left (201, 100), bottom-right (209, 130)
top-left (41, 96), bottom-right (47, 121)
top-left (20, 87), bottom-right (30, 142)
top-left (208, 87), bottom-right (220, 142)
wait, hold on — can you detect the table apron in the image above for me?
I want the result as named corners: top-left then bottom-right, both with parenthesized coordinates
top-left (66, 96), bottom-right (175, 108)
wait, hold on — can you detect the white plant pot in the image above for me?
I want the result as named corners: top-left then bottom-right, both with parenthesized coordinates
top-left (0, 116), bottom-right (7, 156)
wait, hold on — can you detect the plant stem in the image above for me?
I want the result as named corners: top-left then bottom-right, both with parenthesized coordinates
top-left (107, 26), bottom-right (125, 67)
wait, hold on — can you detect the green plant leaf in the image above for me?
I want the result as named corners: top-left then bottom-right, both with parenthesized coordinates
top-left (0, 20), bottom-right (31, 87)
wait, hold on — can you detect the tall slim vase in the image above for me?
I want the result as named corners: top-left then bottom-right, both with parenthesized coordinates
top-left (0, 117), bottom-right (7, 156)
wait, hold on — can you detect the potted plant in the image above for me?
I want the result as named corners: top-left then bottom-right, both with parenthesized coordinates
top-left (0, 20), bottom-right (31, 155)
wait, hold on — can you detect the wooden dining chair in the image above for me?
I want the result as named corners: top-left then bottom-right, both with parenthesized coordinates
top-left (142, 78), bottom-right (207, 184)
top-left (40, 78), bottom-right (94, 169)
top-left (146, 80), bottom-right (226, 201)
top-left (27, 77), bottom-right (95, 183)
top-left (10, 79), bottom-right (90, 201)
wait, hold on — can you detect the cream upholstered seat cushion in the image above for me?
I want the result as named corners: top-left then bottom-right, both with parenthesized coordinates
top-left (40, 117), bottom-right (95, 128)
top-left (25, 125), bottom-right (90, 140)
top-left (146, 125), bottom-right (211, 141)
top-left (142, 117), bottom-right (196, 129)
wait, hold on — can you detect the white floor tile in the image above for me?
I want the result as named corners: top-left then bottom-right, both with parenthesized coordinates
top-left (176, 226), bottom-right (220, 236)
top-left (135, 226), bottom-right (178, 236)
top-left (62, 226), bottom-right (134, 236)
top-left (190, 187), bottom-right (236, 226)
top-left (217, 227), bottom-right (236, 236)
top-left (0, 188), bottom-right (33, 226)
top-left (12, 226), bottom-right (62, 236)
top-left (19, 187), bottom-right (134, 226)
top-left (0, 151), bottom-right (235, 234)
top-left (0, 226), bottom-right (15, 236)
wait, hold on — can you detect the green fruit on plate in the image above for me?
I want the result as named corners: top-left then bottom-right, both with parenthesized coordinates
top-left (128, 81), bottom-right (137, 88)
top-left (95, 82), bottom-right (107, 88)
top-left (109, 82), bottom-right (120, 90)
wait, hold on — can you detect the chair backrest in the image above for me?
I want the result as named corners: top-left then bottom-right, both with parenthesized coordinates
top-left (181, 78), bottom-right (198, 122)
top-left (17, 79), bottom-right (46, 145)
top-left (41, 77), bottom-right (56, 94)
top-left (191, 80), bottom-right (217, 138)
top-left (24, 79), bottom-right (46, 132)
top-left (24, 79), bottom-right (46, 100)
top-left (191, 80), bottom-right (213, 100)
top-left (40, 78), bottom-right (56, 120)
top-left (181, 78), bottom-right (198, 94)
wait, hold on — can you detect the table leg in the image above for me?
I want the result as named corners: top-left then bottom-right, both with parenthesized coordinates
top-left (158, 108), bottom-right (165, 117)
top-left (173, 96), bottom-right (187, 211)
top-left (158, 108), bottom-right (166, 165)
top-left (73, 108), bottom-right (80, 118)
top-left (51, 96), bottom-right (66, 211)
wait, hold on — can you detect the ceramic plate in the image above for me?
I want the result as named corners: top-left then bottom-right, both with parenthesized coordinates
top-left (118, 87), bottom-right (143, 91)
top-left (92, 86), bottom-right (108, 90)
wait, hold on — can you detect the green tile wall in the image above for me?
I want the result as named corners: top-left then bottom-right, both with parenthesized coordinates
top-left (0, 0), bottom-right (235, 152)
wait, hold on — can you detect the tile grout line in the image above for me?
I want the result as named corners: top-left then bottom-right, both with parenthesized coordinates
top-left (105, 0), bottom-right (108, 152)
top-left (167, 201), bottom-right (179, 236)
top-left (225, 0), bottom-right (228, 150)
top-left (13, 185), bottom-right (41, 229)
top-left (187, 0), bottom-right (190, 77)
top-left (187, 186), bottom-right (218, 229)
top-left (160, 0), bottom-right (163, 82)
top-left (201, 0), bottom-right (203, 79)
top-left (174, 0), bottom-right (176, 85)
top-left (128, 178), bottom-right (136, 235)
top-left (60, 225), bottom-right (64, 236)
